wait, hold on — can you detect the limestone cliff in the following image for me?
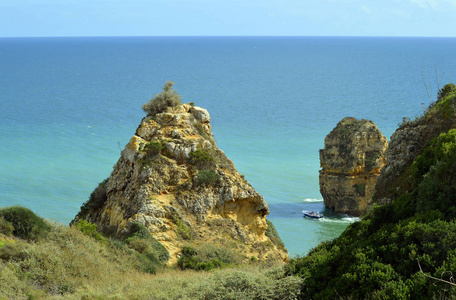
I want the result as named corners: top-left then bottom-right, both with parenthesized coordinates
top-left (319, 117), bottom-right (388, 216)
top-left (372, 83), bottom-right (456, 206)
top-left (74, 103), bottom-right (287, 264)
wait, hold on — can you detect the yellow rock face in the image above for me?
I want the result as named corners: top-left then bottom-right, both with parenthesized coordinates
top-left (319, 117), bottom-right (388, 216)
top-left (76, 103), bottom-right (288, 265)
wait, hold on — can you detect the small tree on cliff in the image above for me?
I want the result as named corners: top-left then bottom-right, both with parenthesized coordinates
top-left (142, 81), bottom-right (182, 116)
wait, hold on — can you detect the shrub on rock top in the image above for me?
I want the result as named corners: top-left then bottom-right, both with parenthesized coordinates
top-left (142, 81), bottom-right (182, 116)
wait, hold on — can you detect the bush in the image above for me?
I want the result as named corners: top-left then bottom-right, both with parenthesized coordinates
top-left (124, 222), bottom-right (170, 263)
top-left (0, 206), bottom-right (50, 240)
top-left (0, 239), bottom-right (29, 260)
top-left (202, 269), bottom-right (303, 300)
top-left (143, 140), bottom-right (163, 156)
top-left (195, 169), bottom-right (220, 187)
top-left (411, 129), bottom-right (456, 217)
top-left (142, 81), bottom-right (182, 116)
top-left (189, 148), bottom-right (215, 170)
top-left (0, 216), bottom-right (14, 236)
top-left (77, 178), bottom-right (108, 218)
top-left (178, 244), bottom-right (238, 271)
top-left (76, 219), bottom-right (105, 242)
top-left (437, 83), bottom-right (456, 101)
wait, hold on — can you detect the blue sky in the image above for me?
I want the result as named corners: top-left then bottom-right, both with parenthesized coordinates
top-left (1, 0), bottom-right (455, 37)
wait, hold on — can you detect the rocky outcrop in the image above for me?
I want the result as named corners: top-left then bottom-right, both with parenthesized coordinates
top-left (372, 85), bottom-right (456, 206)
top-left (319, 117), bottom-right (388, 216)
top-left (74, 103), bottom-right (287, 264)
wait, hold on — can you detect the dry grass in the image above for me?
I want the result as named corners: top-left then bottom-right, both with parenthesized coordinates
top-left (0, 223), bottom-right (302, 300)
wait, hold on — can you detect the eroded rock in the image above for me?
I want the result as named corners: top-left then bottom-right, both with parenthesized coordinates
top-left (319, 117), bottom-right (388, 216)
top-left (75, 103), bottom-right (288, 265)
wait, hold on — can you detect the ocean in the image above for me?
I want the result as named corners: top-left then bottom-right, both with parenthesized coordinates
top-left (1, 36), bottom-right (455, 256)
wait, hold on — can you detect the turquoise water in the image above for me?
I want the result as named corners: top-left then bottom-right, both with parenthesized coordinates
top-left (1, 37), bottom-right (456, 256)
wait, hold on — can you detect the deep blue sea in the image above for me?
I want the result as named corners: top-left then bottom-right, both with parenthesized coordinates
top-left (1, 37), bottom-right (456, 256)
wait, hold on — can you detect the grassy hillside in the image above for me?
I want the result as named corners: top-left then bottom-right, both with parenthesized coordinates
top-left (0, 208), bottom-right (300, 299)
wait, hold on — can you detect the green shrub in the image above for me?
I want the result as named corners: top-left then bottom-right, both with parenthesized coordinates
top-left (178, 244), bottom-right (238, 271)
top-left (0, 216), bottom-right (14, 236)
top-left (437, 83), bottom-right (456, 101)
top-left (124, 222), bottom-right (170, 263)
top-left (189, 148), bottom-right (215, 170)
top-left (143, 140), bottom-right (163, 156)
top-left (265, 219), bottom-right (286, 251)
top-left (0, 239), bottom-right (29, 260)
top-left (75, 219), bottom-right (105, 242)
top-left (142, 81), bottom-right (182, 116)
top-left (410, 129), bottom-right (456, 217)
top-left (202, 269), bottom-right (303, 300)
top-left (0, 206), bottom-right (50, 240)
top-left (78, 178), bottom-right (108, 218)
top-left (170, 212), bottom-right (192, 240)
top-left (195, 169), bottom-right (220, 187)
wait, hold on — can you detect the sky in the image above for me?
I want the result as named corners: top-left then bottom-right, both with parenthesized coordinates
top-left (0, 0), bottom-right (455, 37)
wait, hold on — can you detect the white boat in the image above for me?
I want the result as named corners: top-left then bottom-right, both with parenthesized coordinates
top-left (302, 210), bottom-right (323, 219)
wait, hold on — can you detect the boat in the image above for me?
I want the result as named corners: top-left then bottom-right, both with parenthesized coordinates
top-left (302, 210), bottom-right (323, 219)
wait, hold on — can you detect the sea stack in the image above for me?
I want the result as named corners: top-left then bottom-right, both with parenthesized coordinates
top-left (319, 117), bottom-right (388, 216)
top-left (73, 97), bottom-right (288, 264)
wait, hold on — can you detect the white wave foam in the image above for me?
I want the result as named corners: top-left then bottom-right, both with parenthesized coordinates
top-left (318, 216), bottom-right (360, 223)
top-left (303, 198), bottom-right (324, 203)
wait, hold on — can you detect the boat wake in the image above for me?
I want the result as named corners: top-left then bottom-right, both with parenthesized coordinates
top-left (318, 215), bottom-right (360, 224)
top-left (302, 198), bottom-right (324, 203)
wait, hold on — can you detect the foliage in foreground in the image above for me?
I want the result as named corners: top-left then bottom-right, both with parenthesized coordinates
top-left (178, 244), bottom-right (239, 271)
top-left (0, 206), bottom-right (50, 240)
top-left (0, 220), bottom-right (301, 299)
top-left (285, 86), bottom-right (456, 299)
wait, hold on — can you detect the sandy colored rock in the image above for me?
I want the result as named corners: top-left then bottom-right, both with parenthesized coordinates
top-left (319, 117), bottom-right (388, 216)
top-left (74, 103), bottom-right (287, 265)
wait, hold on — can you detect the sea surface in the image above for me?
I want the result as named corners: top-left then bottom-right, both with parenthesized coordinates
top-left (1, 36), bottom-right (456, 256)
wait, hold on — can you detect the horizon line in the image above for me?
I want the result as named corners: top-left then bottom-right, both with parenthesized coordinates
top-left (1, 34), bottom-right (456, 39)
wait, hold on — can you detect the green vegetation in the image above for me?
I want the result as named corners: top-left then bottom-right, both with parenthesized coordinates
top-left (0, 216), bottom-right (14, 236)
top-left (76, 219), bottom-right (105, 242)
top-left (0, 213), bottom-right (300, 299)
top-left (124, 222), bottom-right (170, 263)
top-left (437, 83), bottom-right (456, 101)
top-left (144, 140), bottom-right (163, 156)
top-left (189, 148), bottom-right (221, 187)
top-left (265, 219), bottom-right (286, 251)
top-left (189, 148), bottom-right (215, 170)
top-left (170, 212), bottom-right (192, 240)
top-left (77, 178), bottom-right (108, 218)
top-left (400, 82), bottom-right (456, 128)
top-left (284, 84), bottom-right (456, 299)
top-left (142, 81), bottom-right (182, 116)
top-left (195, 169), bottom-right (220, 187)
top-left (0, 206), bottom-right (50, 240)
top-left (178, 244), bottom-right (238, 271)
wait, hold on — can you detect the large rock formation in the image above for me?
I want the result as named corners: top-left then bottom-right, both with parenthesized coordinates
top-left (372, 83), bottom-right (456, 206)
top-left (74, 103), bottom-right (287, 264)
top-left (319, 117), bottom-right (388, 216)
